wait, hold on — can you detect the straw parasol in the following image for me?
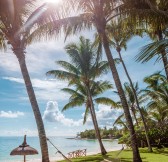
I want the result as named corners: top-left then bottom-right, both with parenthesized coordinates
top-left (10, 135), bottom-right (38, 162)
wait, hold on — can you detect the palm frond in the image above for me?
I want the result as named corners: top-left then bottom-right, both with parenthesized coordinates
top-left (57, 61), bottom-right (80, 74)
top-left (62, 98), bottom-right (84, 112)
top-left (135, 39), bottom-right (168, 63)
top-left (61, 88), bottom-right (83, 97)
top-left (94, 97), bottom-right (118, 108)
top-left (46, 70), bottom-right (77, 81)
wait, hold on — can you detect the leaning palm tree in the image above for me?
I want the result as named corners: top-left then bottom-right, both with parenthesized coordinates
top-left (0, 1), bottom-right (63, 161)
top-left (30, 1), bottom-right (142, 161)
top-left (105, 21), bottom-right (153, 152)
top-left (47, 36), bottom-right (117, 155)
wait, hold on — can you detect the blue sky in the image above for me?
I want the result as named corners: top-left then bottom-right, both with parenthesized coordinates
top-left (0, 30), bottom-right (164, 137)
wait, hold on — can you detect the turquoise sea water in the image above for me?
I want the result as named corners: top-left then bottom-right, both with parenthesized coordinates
top-left (0, 136), bottom-right (122, 162)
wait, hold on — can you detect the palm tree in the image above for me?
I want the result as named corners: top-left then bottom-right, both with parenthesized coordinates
top-left (0, 1), bottom-right (62, 161)
top-left (30, 1), bottom-right (142, 161)
top-left (105, 21), bottom-right (153, 152)
top-left (47, 36), bottom-right (117, 155)
top-left (47, 2), bottom-right (142, 161)
top-left (143, 73), bottom-right (168, 130)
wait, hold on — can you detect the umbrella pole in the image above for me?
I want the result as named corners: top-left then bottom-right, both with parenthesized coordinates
top-left (24, 155), bottom-right (26, 162)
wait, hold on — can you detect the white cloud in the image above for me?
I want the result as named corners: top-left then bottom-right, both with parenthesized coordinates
top-left (0, 111), bottom-right (24, 118)
top-left (2, 77), bottom-right (24, 84)
top-left (0, 35), bottom-right (80, 77)
top-left (2, 77), bottom-right (69, 101)
top-left (43, 101), bottom-right (83, 126)
top-left (43, 101), bottom-right (123, 128)
top-left (0, 51), bottom-right (20, 73)
top-left (84, 105), bottom-right (123, 127)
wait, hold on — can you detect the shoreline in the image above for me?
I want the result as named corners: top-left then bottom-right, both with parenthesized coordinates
top-left (1, 137), bottom-right (122, 162)
top-left (10, 147), bottom-right (123, 162)
top-left (66, 137), bottom-right (118, 141)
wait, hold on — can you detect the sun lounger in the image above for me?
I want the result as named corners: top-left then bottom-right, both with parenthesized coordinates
top-left (67, 149), bottom-right (87, 158)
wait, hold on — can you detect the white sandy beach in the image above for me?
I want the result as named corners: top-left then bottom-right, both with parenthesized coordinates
top-left (11, 147), bottom-right (123, 162)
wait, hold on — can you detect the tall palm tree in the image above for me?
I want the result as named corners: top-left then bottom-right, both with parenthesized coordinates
top-left (47, 36), bottom-right (117, 155)
top-left (30, 1), bottom-right (142, 161)
top-left (0, 1), bottom-right (62, 161)
top-left (46, 2), bottom-right (142, 161)
top-left (105, 21), bottom-right (153, 151)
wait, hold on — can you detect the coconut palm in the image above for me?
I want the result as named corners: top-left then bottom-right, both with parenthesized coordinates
top-left (44, 1), bottom-right (142, 161)
top-left (143, 73), bottom-right (168, 127)
top-left (124, 82), bottom-right (153, 151)
top-left (142, 73), bottom-right (168, 146)
top-left (105, 21), bottom-right (153, 151)
top-left (30, 1), bottom-right (142, 160)
top-left (47, 36), bottom-right (118, 155)
top-left (0, 1), bottom-right (63, 161)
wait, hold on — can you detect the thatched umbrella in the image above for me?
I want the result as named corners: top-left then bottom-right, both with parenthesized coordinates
top-left (10, 135), bottom-right (38, 162)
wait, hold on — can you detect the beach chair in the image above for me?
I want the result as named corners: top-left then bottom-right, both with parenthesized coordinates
top-left (67, 149), bottom-right (87, 158)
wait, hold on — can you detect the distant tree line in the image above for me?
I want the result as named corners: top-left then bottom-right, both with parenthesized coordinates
top-left (77, 127), bottom-right (122, 139)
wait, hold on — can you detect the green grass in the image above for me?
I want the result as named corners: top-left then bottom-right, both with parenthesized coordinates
top-left (58, 148), bottom-right (168, 162)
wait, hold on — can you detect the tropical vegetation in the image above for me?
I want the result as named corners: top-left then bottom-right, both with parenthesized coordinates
top-left (0, 0), bottom-right (168, 162)
top-left (77, 127), bottom-right (122, 139)
top-left (46, 36), bottom-right (118, 155)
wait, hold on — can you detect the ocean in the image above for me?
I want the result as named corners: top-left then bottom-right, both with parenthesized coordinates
top-left (0, 136), bottom-right (122, 162)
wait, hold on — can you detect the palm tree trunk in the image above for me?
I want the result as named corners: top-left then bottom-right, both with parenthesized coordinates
top-left (101, 32), bottom-right (142, 162)
top-left (157, 29), bottom-right (168, 79)
top-left (13, 48), bottom-right (50, 162)
top-left (117, 50), bottom-right (153, 152)
top-left (86, 86), bottom-right (107, 155)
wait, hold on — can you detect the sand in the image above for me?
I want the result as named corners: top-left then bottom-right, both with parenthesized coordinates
top-left (20, 147), bottom-right (122, 162)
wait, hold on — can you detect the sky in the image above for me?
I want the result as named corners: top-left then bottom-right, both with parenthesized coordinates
top-left (0, 27), bottom-right (164, 137)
